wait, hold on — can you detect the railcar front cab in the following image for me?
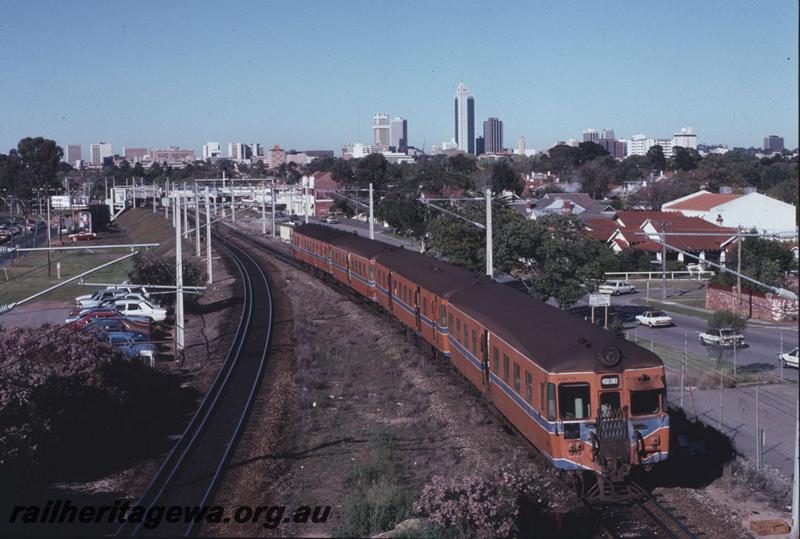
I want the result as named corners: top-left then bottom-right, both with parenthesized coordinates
top-left (549, 361), bottom-right (669, 486)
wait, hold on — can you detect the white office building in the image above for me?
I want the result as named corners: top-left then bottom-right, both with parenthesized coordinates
top-left (626, 133), bottom-right (674, 158)
top-left (202, 142), bottom-right (222, 159)
top-left (90, 142), bottom-right (113, 166)
top-left (372, 113), bottom-right (390, 149)
top-left (671, 127), bottom-right (698, 150)
top-left (454, 83), bottom-right (475, 154)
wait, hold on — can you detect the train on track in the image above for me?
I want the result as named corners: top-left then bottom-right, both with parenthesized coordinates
top-left (289, 223), bottom-right (669, 499)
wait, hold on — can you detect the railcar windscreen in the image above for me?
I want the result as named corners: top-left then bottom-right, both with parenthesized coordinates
top-left (630, 389), bottom-right (662, 416)
top-left (558, 383), bottom-right (591, 420)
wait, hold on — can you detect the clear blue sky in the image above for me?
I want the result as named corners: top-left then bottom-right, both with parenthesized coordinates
top-left (1, 0), bottom-right (797, 156)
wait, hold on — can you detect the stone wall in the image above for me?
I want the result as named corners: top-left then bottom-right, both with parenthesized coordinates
top-left (705, 283), bottom-right (798, 322)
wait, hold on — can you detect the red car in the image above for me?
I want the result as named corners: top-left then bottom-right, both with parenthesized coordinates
top-left (68, 311), bottom-right (151, 331)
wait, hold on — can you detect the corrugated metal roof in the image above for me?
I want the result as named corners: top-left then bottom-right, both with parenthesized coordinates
top-left (665, 192), bottom-right (742, 211)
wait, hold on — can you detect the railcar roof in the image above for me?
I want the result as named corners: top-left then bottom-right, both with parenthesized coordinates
top-left (293, 223), bottom-right (345, 242)
top-left (330, 232), bottom-right (395, 258)
top-left (449, 282), bottom-right (663, 373)
top-left (375, 249), bottom-right (482, 297)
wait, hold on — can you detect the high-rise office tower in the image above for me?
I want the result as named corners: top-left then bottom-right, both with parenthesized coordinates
top-left (390, 117), bottom-right (408, 153)
top-left (90, 142), bottom-right (113, 165)
top-left (475, 136), bottom-right (485, 156)
top-left (454, 83), bottom-right (475, 154)
top-left (582, 129), bottom-right (599, 143)
top-left (517, 136), bottom-right (526, 155)
top-left (600, 128), bottom-right (615, 140)
top-left (202, 142), bottom-right (222, 159)
top-left (66, 144), bottom-right (82, 163)
top-left (123, 147), bottom-right (149, 163)
top-left (763, 135), bottom-right (784, 152)
top-left (672, 127), bottom-right (698, 150)
top-left (372, 113), bottom-right (390, 149)
top-left (483, 117), bottom-right (503, 153)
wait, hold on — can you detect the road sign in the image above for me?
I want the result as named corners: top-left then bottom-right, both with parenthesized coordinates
top-left (589, 294), bottom-right (611, 307)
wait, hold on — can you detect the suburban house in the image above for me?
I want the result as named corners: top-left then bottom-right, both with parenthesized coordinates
top-left (585, 210), bottom-right (738, 266)
top-left (300, 171), bottom-right (340, 218)
top-left (662, 190), bottom-right (797, 238)
top-left (528, 193), bottom-right (616, 221)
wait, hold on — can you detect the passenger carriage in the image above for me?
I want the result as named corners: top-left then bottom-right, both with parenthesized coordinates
top-left (329, 234), bottom-right (392, 301)
top-left (448, 282), bottom-right (669, 481)
top-left (374, 249), bottom-right (478, 355)
top-left (290, 224), bottom-right (342, 272)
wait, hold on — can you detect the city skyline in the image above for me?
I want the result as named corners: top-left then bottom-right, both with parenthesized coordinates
top-left (1, 0), bottom-right (797, 154)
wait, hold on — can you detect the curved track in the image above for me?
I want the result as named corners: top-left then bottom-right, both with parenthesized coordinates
top-left (116, 234), bottom-right (273, 537)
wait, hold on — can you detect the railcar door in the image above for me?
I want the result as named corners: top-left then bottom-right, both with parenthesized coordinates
top-left (387, 272), bottom-right (394, 313)
top-left (346, 253), bottom-right (352, 284)
top-left (481, 330), bottom-right (490, 388)
top-left (414, 287), bottom-right (421, 332)
top-left (431, 297), bottom-right (438, 345)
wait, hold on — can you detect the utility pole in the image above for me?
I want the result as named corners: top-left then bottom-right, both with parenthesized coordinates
top-left (261, 181), bottom-right (267, 236)
top-left (303, 179), bottom-right (309, 224)
top-left (271, 177), bottom-right (276, 238)
top-left (661, 221), bottom-right (668, 299)
top-left (369, 182), bottom-right (374, 240)
top-left (231, 183), bottom-right (236, 223)
top-left (104, 178), bottom-right (108, 203)
top-left (175, 196), bottom-right (185, 353)
top-left (736, 227), bottom-right (743, 313)
top-left (755, 386), bottom-right (761, 468)
top-left (205, 187), bottom-right (213, 285)
top-left (485, 187), bottom-right (493, 278)
top-left (194, 181), bottom-right (201, 257)
top-left (46, 197), bottom-right (52, 277)
top-left (182, 183), bottom-right (189, 237)
top-left (153, 182), bottom-right (157, 213)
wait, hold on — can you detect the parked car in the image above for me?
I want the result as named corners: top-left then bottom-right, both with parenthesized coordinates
top-left (75, 286), bottom-right (149, 306)
top-left (68, 310), bottom-right (153, 329)
top-left (598, 280), bottom-right (636, 295)
top-left (76, 289), bottom-right (126, 308)
top-left (105, 333), bottom-right (156, 361)
top-left (325, 215), bottom-right (339, 224)
top-left (778, 347), bottom-right (799, 369)
top-left (112, 299), bottom-right (167, 322)
top-left (635, 310), bottom-right (673, 328)
top-left (81, 318), bottom-right (151, 336)
top-left (699, 328), bottom-right (746, 347)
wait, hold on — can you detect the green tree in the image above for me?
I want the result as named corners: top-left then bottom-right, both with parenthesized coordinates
top-left (331, 158), bottom-right (355, 186)
top-left (646, 145), bottom-right (666, 171)
top-left (578, 159), bottom-right (611, 198)
top-left (490, 160), bottom-right (524, 196)
top-left (375, 193), bottom-right (430, 248)
top-left (576, 141), bottom-right (610, 165)
top-left (128, 253), bottom-right (205, 309)
top-left (670, 146), bottom-right (699, 171)
top-left (708, 309), bottom-right (746, 332)
top-left (353, 153), bottom-right (389, 189)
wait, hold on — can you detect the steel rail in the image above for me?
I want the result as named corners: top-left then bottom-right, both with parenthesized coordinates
top-left (115, 239), bottom-right (251, 537)
top-left (115, 232), bottom-right (273, 536)
top-left (636, 494), bottom-right (699, 539)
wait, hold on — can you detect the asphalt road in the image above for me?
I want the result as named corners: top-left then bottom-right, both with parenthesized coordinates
top-left (572, 287), bottom-right (799, 383)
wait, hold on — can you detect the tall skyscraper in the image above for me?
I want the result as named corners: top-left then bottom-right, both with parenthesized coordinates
top-left (65, 144), bottom-right (81, 163)
top-left (483, 117), bottom-right (503, 153)
top-left (763, 135), bottom-right (784, 152)
top-left (454, 83), bottom-right (475, 154)
top-left (390, 116), bottom-right (408, 153)
top-left (227, 142), bottom-right (252, 161)
top-left (517, 136), bottom-right (526, 156)
top-left (372, 113), bottom-right (390, 149)
top-left (582, 129), bottom-right (599, 143)
top-left (90, 142), bottom-right (113, 165)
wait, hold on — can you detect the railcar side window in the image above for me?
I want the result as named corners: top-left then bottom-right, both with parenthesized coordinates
top-left (493, 347), bottom-right (499, 372)
top-left (422, 297), bottom-right (427, 314)
top-left (463, 324), bottom-right (468, 345)
top-left (456, 318), bottom-right (460, 333)
top-left (525, 371), bottom-right (532, 402)
top-left (369, 267), bottom-right (374, 281)
top-left (546, 383), bottom-right (557, 421)
top-left (503, 355), bottom-right (509, 382)
top-left (440, 305), bottom-right (447, 326)
top-left (631, 389), bottom-right (662, 416)
top-left (558, 383), bottom-right (590, 420)
top-left (599, 392), bottom-right (621, 415)
top-left (471, 330), bottom-right (477, 354)
top-left (540, 382), bottom-right (545, 413)
top-left (513, 363), bottom-right (520, 392)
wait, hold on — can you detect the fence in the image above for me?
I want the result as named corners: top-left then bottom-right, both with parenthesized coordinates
top-left (625, 329), bottom-right (797, 475)
top-left (604, 270), bottom-right (714, 281)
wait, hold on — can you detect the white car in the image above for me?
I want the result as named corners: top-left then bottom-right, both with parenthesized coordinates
top-left (76, 287), bottom-right (149, 307)
top-left (699, 328), bottom-right (746, 347)
top-left (112, 299), bottom-right (167, 322)
top-left (636, 310), bottom-right (673, 328)
top-left (598, 280), bottom-right (636, 295)
top-left (778, 347), bottom-right (799, 369)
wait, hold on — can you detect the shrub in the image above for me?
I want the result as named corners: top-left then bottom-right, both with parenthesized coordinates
top-left (414, 461), bottom-right (559, 539)
top-left (334, 430), bottom-right (414, 537)
top-left (128, 252), bottom-right (205, 309)
top-left (707, 309), bottom-right (746, 332)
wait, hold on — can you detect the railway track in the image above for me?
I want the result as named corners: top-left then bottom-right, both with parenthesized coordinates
top-left (116, 234), bottom-right (273, 537)
top-left (586, 486), bottom-right (701, 539)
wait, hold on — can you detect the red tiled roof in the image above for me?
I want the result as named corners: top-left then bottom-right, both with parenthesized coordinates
top-left (312, 171), bottom-right (338, 191)
top-left (584, 218), bottom-right (618, 242)
top-left (664, 192), bottom-right (742, 211)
